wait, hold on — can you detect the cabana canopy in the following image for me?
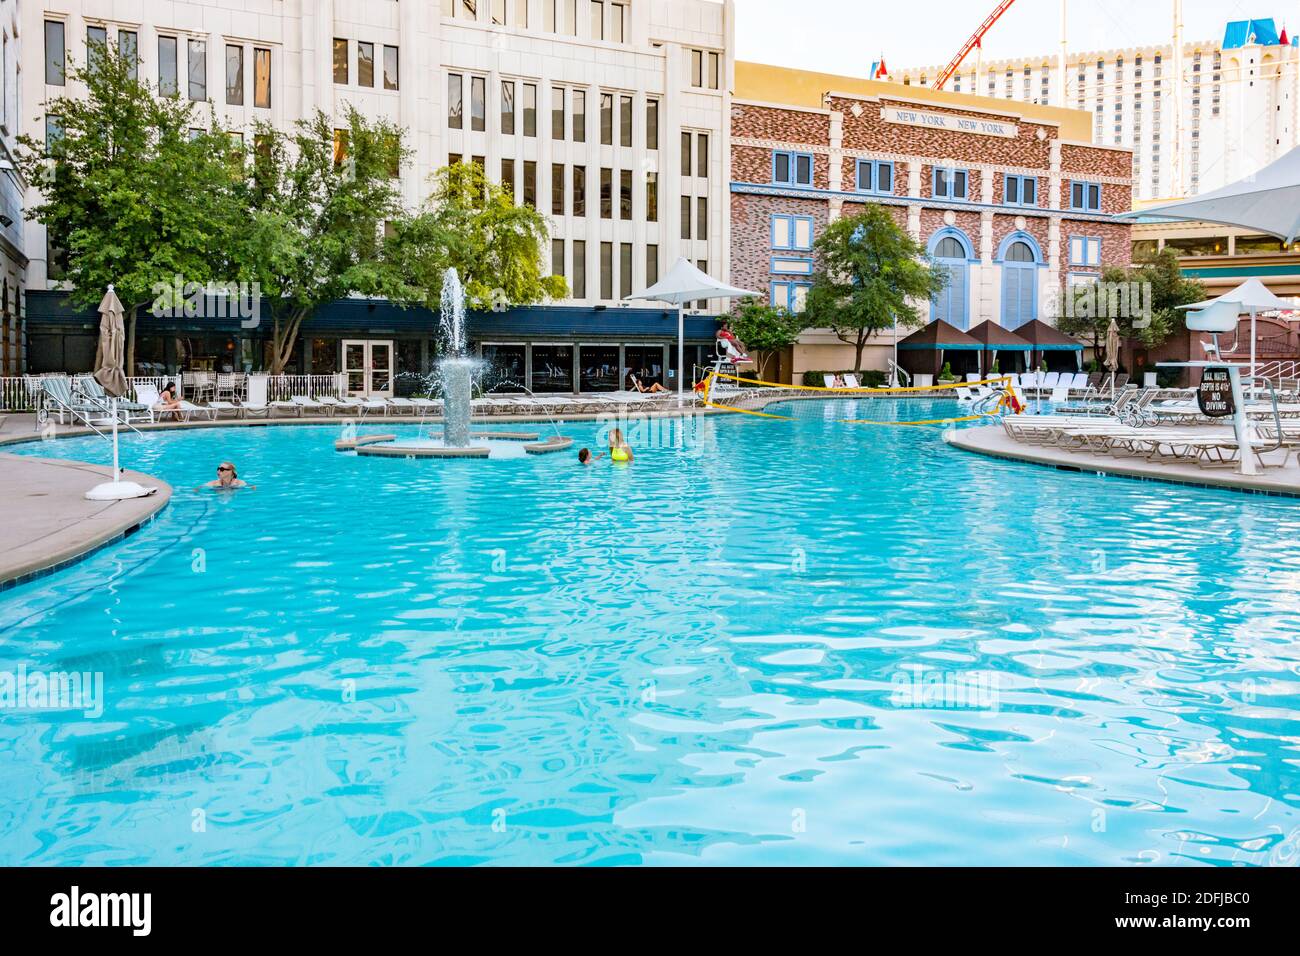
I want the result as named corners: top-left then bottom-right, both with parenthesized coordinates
top-left (1015, 319), bottom-right (1084, 351)
top-left (966, 320), bottom-right (1033, 351)
top-left (896, 319), bottom-right (982, 351)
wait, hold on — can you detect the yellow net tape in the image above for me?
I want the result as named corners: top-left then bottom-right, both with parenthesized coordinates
top-left (701, 371), bottom-right (1022, 427)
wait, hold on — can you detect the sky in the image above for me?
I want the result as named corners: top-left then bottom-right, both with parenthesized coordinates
top-left (735, 0), bottom-right (1289, 72)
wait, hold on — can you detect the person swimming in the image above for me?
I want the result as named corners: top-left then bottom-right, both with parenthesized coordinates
top-left (200, 461), bottom-right (252, 490)
top-left (578, 448), bottom-right (604, 464)
top-left (608, 428), bottom-right (634, 463)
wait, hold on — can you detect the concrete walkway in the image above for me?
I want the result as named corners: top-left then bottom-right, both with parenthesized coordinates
top-left (946, 424), bottom-right (1300, 496)
top-left (0, 452), bottom-right (171, 588)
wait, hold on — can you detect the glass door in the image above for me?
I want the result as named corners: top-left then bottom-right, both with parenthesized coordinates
top-left (342, 340), bottom-right (394, 396)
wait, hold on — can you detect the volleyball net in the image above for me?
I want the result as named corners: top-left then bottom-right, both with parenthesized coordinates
top-left (698, 371), bottom-right (1024, 427)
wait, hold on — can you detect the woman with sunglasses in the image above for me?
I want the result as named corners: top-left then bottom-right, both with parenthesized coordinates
top-left (201, 461), bottom-right (251, 490)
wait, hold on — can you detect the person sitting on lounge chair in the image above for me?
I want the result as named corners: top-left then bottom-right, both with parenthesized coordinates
top-left (158, 381), bottom-right (183, 420)
top-left (627, 372), bottom-right (668, 394)
top-left (201, 461), bottom-right (251, 490)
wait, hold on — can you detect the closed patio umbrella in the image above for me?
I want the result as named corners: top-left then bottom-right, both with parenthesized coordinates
top-left (86, 285), bottom-right (156, 501)
top-left (1104, 318), bottom-right (1121, 394)
top-left (624, 258), bottom-right (759, 397)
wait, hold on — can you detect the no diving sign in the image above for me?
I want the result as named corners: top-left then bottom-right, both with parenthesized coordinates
top-left (1198, 367), bottom-right (1235, 418)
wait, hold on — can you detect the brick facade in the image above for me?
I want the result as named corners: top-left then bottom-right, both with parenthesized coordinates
top-left (730, 92), bottom-right (1134, 377)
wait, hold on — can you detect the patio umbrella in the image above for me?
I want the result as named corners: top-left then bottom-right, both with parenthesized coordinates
top-left (624, 258), bottom-right (759, 397)
top-left (1118, 144), bottom-right (1300, 244)
top-left (85, 285), bottom-right (155, 501)
top-left (1104, 318), bottom-right (1120, 394)
top-left (1176, 278), bottom-right (1292, 380)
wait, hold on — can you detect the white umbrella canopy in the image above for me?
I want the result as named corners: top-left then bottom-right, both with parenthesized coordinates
top-left (1177, 278), bottom-right (1293, 313)
top-left (1119, 145), bottom-right (1300, 243)
top-left (624, 258), bottom-right (760, 395)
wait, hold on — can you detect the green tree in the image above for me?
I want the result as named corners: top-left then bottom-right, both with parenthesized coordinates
top-left (1057, 249), bottom-right (1205, 365)
top-left (729, 298), bottom-right (806, 380)
top-left (804, 205), bottom-right (945, 373)
top-left (16, 42), bottom-right (241, 373)
top-left (233, 108), bottom-right (409, 374)
top-left (385, 162), bottom-right (566, 314)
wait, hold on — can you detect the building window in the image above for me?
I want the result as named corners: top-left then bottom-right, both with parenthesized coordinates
top-left (501, 158), bottom-right (515, 199)
top-left (448, 74), bottom-right (463, 128)
top-left (1001, 240), bottom-right (1038, 330)
top-left (552, 86), bottom-right (565, 140)
top-left (690, 49), bottom-right (720, 89)
top-left (771, 257), bottom-right (814, 276)
top-left (646, 99), bottom-right (659, 150)
top-left (545, 0), bottom-right (577, 35)
top-left (771, 214), bottom-right (813, 251)
top-left (552, 239), bottom-right (565, 279)
top-left (471, 76), bottom-right (486, 131)
top-left (383, 46), bottom-right (399, 91)
top-left (87, 25), bottom-right (107, 75)
top-left (646, 245), bottom-right (659, 287)
top-left (357, 41), bottom-right (375, 88)
top-left (332, 38), bottom-right (348, 85)
top-left (697, 197), bottom-right (708, 240)
top-left (771, 282), bottom-right (810, 313)
top-left (681, 132), bottom-right (692, 175)
top-left (591, 1), bottom-right (605, 40)
top-left (681, 196), bottom-right (692, 239)
top-left (600, 168), bottom-right (613, 218)
top-left (45, 20), bottom-right (66, 86)
top-left (1004, 174), bottom-right (1038, 207)
top-left (697, 134), bottom-right (709, 178)
top-left (646, 172), bottom-right (658, 222)
top-left (188, 40), bottom-right (207, 101)
top-left (254, 48), bottom-right (272, 107)
top-left (501, 81), bottom-right (516, 134)
top-left (773, 151), bottom-right (813, 187)
top-left (158, 36), bottom-right (178, 96)
top-left (620, 243), bottom-right (633, 298)
top-left (572, 90), bottom-right (586, 142)
top-left (523, 161), bottom-right (537, 207)
top-left (620, 170), bottom-right (632, 220)
top-left (573, 240), bottom-right (587, 298)
top-left (932, 167), bottom-right (968, 200)
top-left (600, 93), bottom-right (613, 145)
top-left (620, 95), bottom-right (633, 147)
top-left (118, 31), bottom-right (138, 80)
top-left (1069, 180), bottom-right (1103, 212)
top-left (600, 242), bottom-right (613, 299)
top-left (552, 163), bottom-right (565, 216)
top-left (1069, 236), bottom-right (1102, 266)
top-left (334, 129), bottom-right (349, 168)
top-left (573, 166), bottom-right (586, 216)
top-left (855, 159), bottom-right (894, 195)
top-left (523, 83), bottom-right (537, 136)
top-left (226, 45), bottom-right (244, 105)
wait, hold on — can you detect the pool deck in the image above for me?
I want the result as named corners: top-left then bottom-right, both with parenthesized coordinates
top-left (946, 424), bottom-right (1300, 497)
top-left (0, 449), bottom-right (172, 589)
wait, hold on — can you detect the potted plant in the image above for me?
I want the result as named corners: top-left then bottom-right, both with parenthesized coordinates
top-left (938, 361), bottom-right (956, 383)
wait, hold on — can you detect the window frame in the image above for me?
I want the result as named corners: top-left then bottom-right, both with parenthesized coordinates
top-left (771, 214), bottom-right (814, 252)
top-left (772, 150), bottom-right (814, 187)
top-left (932, 166), bottom-right (970, 201)
top-left (1068, 235), bottom-right (1103, 267)
top-left (1069, 180), bottom-right (1103, 213)
top-left (1003, 173), bottom-right (1038, 208)
top-left (854, 159), bottom-right (894, 196)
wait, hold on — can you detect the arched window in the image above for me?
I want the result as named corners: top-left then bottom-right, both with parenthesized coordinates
top-left (930, 232), bottom-right (970, 331)
top-left (1001, 239), bottom-right (1039, 329)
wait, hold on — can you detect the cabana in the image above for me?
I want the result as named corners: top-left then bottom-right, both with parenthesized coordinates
top-left (966, 321), bottom-right (1033, 376)
top-left (1015, 319), bottom-right (1085, 373)
top-left (896, 320), bottom-right (983, 380)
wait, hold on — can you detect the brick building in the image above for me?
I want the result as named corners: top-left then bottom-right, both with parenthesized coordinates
top-left (731, 63), bottom-right (1134, 381)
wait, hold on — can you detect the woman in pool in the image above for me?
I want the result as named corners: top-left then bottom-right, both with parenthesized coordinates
top-left (608, 428), bottom-right (634, 463)
top-left (201, 461), bottom-right (251, 490)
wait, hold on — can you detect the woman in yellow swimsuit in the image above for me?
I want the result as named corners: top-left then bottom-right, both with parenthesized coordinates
top-left (608, 428), bottom-right (634, 463)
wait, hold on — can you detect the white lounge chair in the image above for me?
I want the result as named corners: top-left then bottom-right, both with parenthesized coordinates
top-left (844, 374), bottom-right (861, 389)
top-left (358, 396), bottom-right (389, 416)
top-left (241, 375), bottom-right (272, 417)
top-left (965, 373), bottom-right (981, 383)
top-left (1049, 386), bottom-right (1071, 405)
top-left (386, 397), bottom-right (418, 416)
top-left (823, 374), bottom-right (836, 389)
top-left (1041, 372), bottom-right (1061, 390)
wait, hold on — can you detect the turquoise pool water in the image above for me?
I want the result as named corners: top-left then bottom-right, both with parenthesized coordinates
top-left (2, 400), bottom-right (1299, 866)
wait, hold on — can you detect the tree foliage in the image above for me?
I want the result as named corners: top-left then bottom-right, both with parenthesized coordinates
top-left (729, 298), bottom-right (806, 379)
top-left (16, 42), bottom-right (241, 372)
top-left (386, 162), bottom-right (566, 315)
top-left (804, 205), bottom-right (945, 372)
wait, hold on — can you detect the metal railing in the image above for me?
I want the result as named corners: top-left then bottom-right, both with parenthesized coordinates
top-left (1, 373), bottom-right (344, 411)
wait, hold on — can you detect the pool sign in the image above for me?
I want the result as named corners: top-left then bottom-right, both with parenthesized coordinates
top-left (1198, 367), bottom-right (1236, 418)
top-left (881, 106), bottom-right (1017, 138)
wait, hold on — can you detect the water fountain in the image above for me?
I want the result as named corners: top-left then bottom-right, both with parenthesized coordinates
top-left (335, 268), bottom-right (572, 460)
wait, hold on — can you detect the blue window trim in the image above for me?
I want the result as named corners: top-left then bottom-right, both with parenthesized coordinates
top-left (927, 226), bottom-right (978, 264)
top-left (997, 230), bottom-right (1048, 267)
top-left (1068, 180), bottom-right (1103, 213)
top-left (854, 159), bottom-right (895, 196)
top-left (932, 166), bottom-right (970, 201)
top-left (1067, 271), bottom-right (1101, 287)
top-left (770, 213), bottom-right (815, 251)
top-left (1067, 234), bottom-right (1103, 266)
top-left (772, 150), bottom-right (814, 187)
top-left (1003, 173), bottom-right (1039, 208)
top-left (770, 280), bottom-right (812, 311)
top-left (769, 255), bottom-right (814, 275)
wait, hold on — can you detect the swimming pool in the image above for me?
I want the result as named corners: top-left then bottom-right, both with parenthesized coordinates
top-left (2, 400), bottom-right (1299, 866)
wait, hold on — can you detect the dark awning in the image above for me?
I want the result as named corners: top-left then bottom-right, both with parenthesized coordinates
top-left (966, 320), bottom-right (1033, 351)
top-left (897, 319), bottom-right (983, 352)
top-left (1015, 319), bottom-right (1084, 351)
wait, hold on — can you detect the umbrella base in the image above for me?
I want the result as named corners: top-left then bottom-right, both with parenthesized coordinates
top-left (85, 480), bottom-right (157, 501)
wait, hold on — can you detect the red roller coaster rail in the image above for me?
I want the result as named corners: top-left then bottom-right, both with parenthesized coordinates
top-left (933, 0), bottom-right (1020, 91)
